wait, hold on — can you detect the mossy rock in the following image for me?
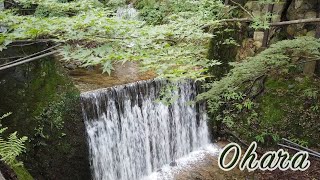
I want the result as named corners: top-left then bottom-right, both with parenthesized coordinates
top-left (207, 23), bottom-right (247, 80)
top-left (0, 43), bottom-right (91, 179)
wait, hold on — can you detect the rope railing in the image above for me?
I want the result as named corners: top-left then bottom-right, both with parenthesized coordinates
top-left (0, 43), bottom-right (61, 71)
top-left (278, 138), bottom-right (320, 160)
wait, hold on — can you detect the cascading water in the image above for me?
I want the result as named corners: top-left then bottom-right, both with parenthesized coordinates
top-left (116, 3), bottom-right (139, 20)
top-left (81, 80), bottom-right (210, 180)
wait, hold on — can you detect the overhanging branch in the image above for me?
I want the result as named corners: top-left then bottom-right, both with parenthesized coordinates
top-left (203, 18), bottom-right (320, 29)
top-left (270, 18), bottom-right (320, 26)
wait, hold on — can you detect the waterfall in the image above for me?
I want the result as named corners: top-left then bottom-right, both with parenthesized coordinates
top-left (116, 3), bottom-right (139, 20)
top-left (81, 79), bottom-right (210, 180)
top-left (0, 2), bottom-right (7, 33)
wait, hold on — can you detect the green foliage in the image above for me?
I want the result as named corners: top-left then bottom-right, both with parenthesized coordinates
top-left (250, 12), bottom-right (273, 30)
top-left (156, 84), bottom-right (179, 106)
top-left (289, 138), bottom-right (309, 147)
top-left (199, 37), bottom-right (320, 103)
top-left (31, 91), bottom-right (76, 147)
top-left (137, 0), bottom-right (228, 25)
top-left (0, 114), bottom-right (27, 167)
top-left (303, 88), bottom-right (318, 99)
top-left (232, 0), bottom-right (281, 30)
top-left (35, 96), bottom-right (66, 132)
top-left (0, 0), bottom-right (230, 80)
top-left (15, 0), bottom-right (109, 17)
top-left (255, 132), bottom-right (279, 144)
top-left (137, 1), bottom-right (168, 25)
top-left (0, 112), bottom-right (12, 120)
top-left (0, 131), bottom-right (28, 167)
top-left (260, 76), bottom-right (320, 147)
top-left (199, 37), bottom-right (320, 146)
top-left (252, 0), bottom-right (281, 30)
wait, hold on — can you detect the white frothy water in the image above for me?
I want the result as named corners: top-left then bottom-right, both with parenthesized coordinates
top-left (81, 80), bottom-right (210, 180)
top-left (116, 3), bottom-right (139, 20)
top-left (143, 144), bottom-right (220, 180)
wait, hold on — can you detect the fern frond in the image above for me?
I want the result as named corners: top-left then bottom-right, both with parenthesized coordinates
top-left (0, 128), bottom-right (28, 166)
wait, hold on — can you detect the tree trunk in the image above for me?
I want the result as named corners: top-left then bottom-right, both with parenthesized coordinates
top-left (304, 0), bottom-right (320, 76)
top-left (315, 0), bottom-right (320, 76)
top-left (262, 4), bottom-right (274, 47)
top-left (317, 1), bottom-right (320, 39)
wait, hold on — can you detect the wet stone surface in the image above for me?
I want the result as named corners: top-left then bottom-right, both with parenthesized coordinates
top-left (66, 61), bottom-right (156, 92)
top-left (146, 142), bottom-right (252, 180)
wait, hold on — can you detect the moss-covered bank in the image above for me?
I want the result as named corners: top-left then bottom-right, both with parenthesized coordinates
top-left (234, 73), bottom-right (320, 148)
top-left (202, 37), bottom-right (320, 149)
top-left (0, 43), bottom-right (91, 179)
